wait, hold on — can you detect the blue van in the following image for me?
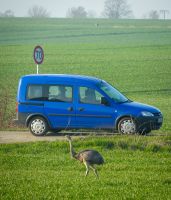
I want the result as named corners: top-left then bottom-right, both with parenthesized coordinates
top-left (14, 74), bottom-right (163, 136)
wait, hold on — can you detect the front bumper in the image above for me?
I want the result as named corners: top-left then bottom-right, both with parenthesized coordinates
top-left (136, 113), bottom-right (163, 132)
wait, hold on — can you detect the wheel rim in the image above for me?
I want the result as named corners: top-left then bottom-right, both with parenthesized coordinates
top-left (31, 119), bottom-right (46, 135)
top-left (120, 119), bottom-right (136, 134)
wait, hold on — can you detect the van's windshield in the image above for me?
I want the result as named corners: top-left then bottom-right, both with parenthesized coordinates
top-left (98, 81), bottom-right (129, 103)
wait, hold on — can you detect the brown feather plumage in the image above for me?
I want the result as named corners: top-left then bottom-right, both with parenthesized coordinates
top-left (66, 135), bottom-right (104, 177)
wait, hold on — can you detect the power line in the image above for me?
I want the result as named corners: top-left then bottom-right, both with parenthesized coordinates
top-left (160, 10), bottom-right (169, 20)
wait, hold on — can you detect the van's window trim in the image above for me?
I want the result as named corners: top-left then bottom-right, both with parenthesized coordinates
top-left (26, 84), bottom-right (73, 103)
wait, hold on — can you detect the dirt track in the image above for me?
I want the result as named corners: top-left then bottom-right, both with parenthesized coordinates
top-left (0, 131), bottom-right (167, 144)
top-left (0, 131), bottom-right (73, 144)
top-left (0, 130), bottom-right (109, 144)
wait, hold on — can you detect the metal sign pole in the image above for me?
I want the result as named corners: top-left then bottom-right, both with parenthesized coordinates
top-left (37, 64), bottom-right (39, 74)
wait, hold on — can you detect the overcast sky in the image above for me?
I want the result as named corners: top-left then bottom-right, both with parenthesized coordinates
top-left (0, 0), bottom-right (171, 19)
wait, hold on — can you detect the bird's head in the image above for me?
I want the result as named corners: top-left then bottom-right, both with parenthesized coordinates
top-left (65, 135), bottom-right (72, 141)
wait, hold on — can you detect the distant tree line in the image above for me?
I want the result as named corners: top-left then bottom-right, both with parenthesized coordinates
top-left (143, 10), bottom-right (160, 19)
top-left (28, 5), bottom-right (50, 18)
top-left (66, 0), bottom-right (133, 19)
top-left (66, 6), bottom-right (96, 18)
top-left (0, 0), bottom-right (170, 19)
top-left (66, 6), bottom-right (87, 18)
top-left (148, 10), bottom-right (159, 19)
top-left (0, 10), bottom-right (15, 17)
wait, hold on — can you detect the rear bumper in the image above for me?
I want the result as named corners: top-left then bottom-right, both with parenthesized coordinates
top-left (13, 119), bottom-right (20, 125)
top-left (13, 113), bottom-right (28, 126)
top-left (13, 118), bottom-right (26, 126)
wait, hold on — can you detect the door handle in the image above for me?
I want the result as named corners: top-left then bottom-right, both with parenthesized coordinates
top-left (68, 107), bottom-right (73, 111)
top-left (79, 107), bottom-right (84, 111)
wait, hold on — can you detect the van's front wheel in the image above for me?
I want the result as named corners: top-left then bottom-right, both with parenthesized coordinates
top-left (29, 117), bottom-right (48, 136)
top-left (118, 117), bottom-right (136, 134)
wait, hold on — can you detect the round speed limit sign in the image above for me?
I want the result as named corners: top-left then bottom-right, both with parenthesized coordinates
top-left (33, 45), bottom-right (44, 64)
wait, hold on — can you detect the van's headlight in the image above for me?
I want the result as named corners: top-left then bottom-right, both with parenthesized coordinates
top-left (141, 111), bottom-right (154, 117)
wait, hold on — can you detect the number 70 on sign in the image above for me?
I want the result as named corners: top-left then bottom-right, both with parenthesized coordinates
top-left (33, 46), bottom-right (44, 74)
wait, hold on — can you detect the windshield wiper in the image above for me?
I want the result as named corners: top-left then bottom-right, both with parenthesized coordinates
top-left (121, 99), bottom-right (132, 103)
top-left (116, 99), bottom-right (132, 104)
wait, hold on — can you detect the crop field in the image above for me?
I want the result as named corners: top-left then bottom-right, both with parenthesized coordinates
top-left (0, 18), bottom-right (171, 199)
top-left (0, 135), bottom-right (171, 199)
top-left (0, 18), bottom-right (171, 131)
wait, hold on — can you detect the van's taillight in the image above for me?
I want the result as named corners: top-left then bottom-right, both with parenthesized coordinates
top-left (16, 102), bottom-right (18, 113)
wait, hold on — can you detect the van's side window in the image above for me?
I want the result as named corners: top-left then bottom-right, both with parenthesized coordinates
top-left (48, 85), bottom-right (72, 102)
top-left (27, 85), bottom-right (73, 102)
top-left (79, 87), bottom-right (104, 105)
top-left (27, 85), bottom-right (43, 100)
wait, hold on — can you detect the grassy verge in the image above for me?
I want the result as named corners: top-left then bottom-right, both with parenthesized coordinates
top-left (0, 135), bottom-right (170, 199)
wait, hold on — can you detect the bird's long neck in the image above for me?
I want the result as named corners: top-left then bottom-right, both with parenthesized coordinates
top-left (68, 140), bottom-right (77, 159)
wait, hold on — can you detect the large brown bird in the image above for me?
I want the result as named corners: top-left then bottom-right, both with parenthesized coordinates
top-left (66, 135), bottom-right (104, 177)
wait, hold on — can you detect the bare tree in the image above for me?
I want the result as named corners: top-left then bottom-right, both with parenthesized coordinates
top-left (104, 0), bottom-right (133, 19)
top-left (0, 10), bottom-right (15, 17)
top-left (148, 10), bottom-right (159, 19)
top-left (28, 5), bottom-right (50, 18)
top-left (66, 6), bottom-right (87, 18)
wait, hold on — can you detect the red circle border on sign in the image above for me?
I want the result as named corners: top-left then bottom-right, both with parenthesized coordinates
top-left (33, 45), bottom-right (44, 64)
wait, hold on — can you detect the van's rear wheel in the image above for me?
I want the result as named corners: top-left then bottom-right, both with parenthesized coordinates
top-left (118, 117), bottom-right (136, 134)
top-left (29, 117), bottom-right (48, 136)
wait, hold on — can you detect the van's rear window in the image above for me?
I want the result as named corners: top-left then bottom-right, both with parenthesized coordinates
top-left (27, 85), bottom-right (44, 101)
top-left (26, 84), bottom-right (73, 102)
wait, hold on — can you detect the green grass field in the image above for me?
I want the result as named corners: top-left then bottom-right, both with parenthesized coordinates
top-left (0, 18), bottom-right (171, 131)
top-left (0, 135), bottom-right (171, 199)
top-left (0, 18), bottom-right (171, 199)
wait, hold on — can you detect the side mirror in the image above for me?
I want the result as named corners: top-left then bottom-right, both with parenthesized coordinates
top-left (101, 97), bottom-right (110, 106)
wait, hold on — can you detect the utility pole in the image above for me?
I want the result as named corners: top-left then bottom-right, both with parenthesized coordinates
top-left (160, 10), bottom-right (169, 20)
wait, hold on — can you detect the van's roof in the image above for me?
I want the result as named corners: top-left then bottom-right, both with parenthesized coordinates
top-left (21, 74), bottom-right (102, 85)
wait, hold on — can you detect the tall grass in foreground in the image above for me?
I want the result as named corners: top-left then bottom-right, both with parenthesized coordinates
top-left (0, 135), bottom-right (170, 199)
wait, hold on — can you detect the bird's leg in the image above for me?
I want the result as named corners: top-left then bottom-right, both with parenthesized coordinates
top-left (90, 165), bottom-right (99, 178)
top-left (83, 160), bottom-right (90, 177)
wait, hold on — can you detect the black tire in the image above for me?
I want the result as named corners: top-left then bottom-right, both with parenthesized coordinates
top-left (118, 117), bottom-right (136, 134)
top-left (138, 128), bottom-right (151, 135)
top-left (29, 116), bottom-right (48, 136)
top-left (50, 129), bottom-right (62, 134)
